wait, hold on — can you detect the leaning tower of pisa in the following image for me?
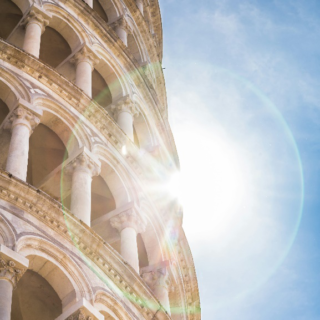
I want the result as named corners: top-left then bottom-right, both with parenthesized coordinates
top-left (0, 0), bottom-right (200, 319)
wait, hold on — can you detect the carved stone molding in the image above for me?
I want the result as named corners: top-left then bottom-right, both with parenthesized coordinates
top-left (110, 207), bottom-right (147, 233)
top-left (64, 147), bottom-right (101, 177)
top-left (21, 5), bottom-right (50, 34)
top-left (70, 46), bottom-right (100, 70)
top-left (2, 100), bottom-right (42, 135)
top-left (111, 96), bottom-right (139, 118)
top-left (141, 266), bottom-right (171, 292)
top-left (110, 16), bottom-right (132, 34)
top-left (0, 245), bottom-right (29, 288)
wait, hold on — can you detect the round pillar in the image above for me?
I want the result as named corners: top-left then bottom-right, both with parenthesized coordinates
top-left (110, 207), bottom-right (147, 273)
top-left (71, 47), bottom-right (99, 98)
top-left (121, 227), bottom-right (139, 272)
top-left (22, 9), bottom-right (49, 58)
top-left (136, 0), bottom-right (144, 14)
top-left (112, 98), bottom-right (138, 141)
top-left (5, 106), bottom-right (40, 181)
top-left (66, 150), bottom-right (101, 226)
top-left (84, 0), bottom-right (93, 7)
top-left (111, 17), bottom-right (131, 46)
top-left (0, 280), bottom-right (13, 320)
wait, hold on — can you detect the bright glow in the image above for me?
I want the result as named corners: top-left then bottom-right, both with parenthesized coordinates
top-left (121, 145), bottom-right (127, 155)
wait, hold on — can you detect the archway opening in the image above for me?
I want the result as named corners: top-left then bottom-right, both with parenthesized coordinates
top-left (137, 233), bottom-right (148, 268)
top-left (27, 124), bottom-right (68, 187)
top-left (40, 27), bottom-right (72, 68)
top-left (0, 98), bottom-right (10, 124)
top-left (92, 69), bottom-right (112, 108)
top-left (0, 98), bottom-right (11, 170)
top-left (93, 0), bottom-right (108, 24)
top-left (127, 34), bottom-right (142, 63)
top-left (0, 0), bottom-right (23, 40)
top-left (91, 175), bottom-right (116, 221)
top-left (11, 270), bottom-right (62, 320)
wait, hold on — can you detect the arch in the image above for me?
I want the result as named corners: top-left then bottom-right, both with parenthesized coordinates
top-left (93, 0), bottom-right (109, 24)
top-left (16, 236), bottom-right (93, 307)
top-left (11, 269), bottom-right (63, 320)
top-left (0, 214), bottom-right (16, 248)
top-left (0, 66), bottom-right (31, 109)
top-left (94, 0), bottom-right (121, 23)
top-left (0, 0), bottom-right (23, 40)
top-left (0, 99), bottom-right (10, 125)
top-left (9, 0), bottom-right (30, 14)
top-left (40, 26), bottom-right (72, 68)
top-left (93, 44), bottom-right (129, 101)
top-left (43, 5), bottom-right (87, 51)
top-left (92, 69), bottom-right (113, 108)
top-left (27, 123), bottom-right (68, 186)
top-left (127, 33), bottom-right (143, 63)
top-left (94, 290), bottom-right (132, 320)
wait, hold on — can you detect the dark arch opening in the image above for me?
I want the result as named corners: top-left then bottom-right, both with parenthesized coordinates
top-left (0, 98), bottom-right (10, 124)
top-left (0, 99), bottom-right (11, 169)
top-left (40, 27), bottom-right (72, 68)
top-left (127, 34), bottom-right (142, 63)
top-left (11, 270), bottom-right (62, 320)
top-left (93, 0), bottom-right (108, 24)
top-left (0, 0), bottom-right (23, 40)
top-left (27, 124), bottom-right (68, 186)
top-left (91, 175), bottom-right (116, 221)
top-left (133, 126), bottom-right (140, 148)
top-left (137, 233), bottom-right (148, 268)
top-left (92, 69), bottom-right (112, 108)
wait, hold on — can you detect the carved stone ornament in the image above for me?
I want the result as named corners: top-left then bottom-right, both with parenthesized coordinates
top-left (0, 258), bottom-right (26, 288)
top-left (110, 208), bottom-right (147, 233)
top-left (110, 16), bottom-right (132, 33)
top-left (141, 268), bottom-right (171, 292)
top-left (3, 106), bottom-right (40, 134)
top-left (111, 96), bottom-right (139, 118)
top-left (21, 7), bottom-right (49, 34)
top-left (70, 47), bottom-right (99, 70)
top-left (66, 309), bottom-right (94, 320)
top-left (64, 152), bottom-right (101, 177)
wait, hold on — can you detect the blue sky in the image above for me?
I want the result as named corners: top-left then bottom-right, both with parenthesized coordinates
top-left (160, 0), bottom-right (320, 319)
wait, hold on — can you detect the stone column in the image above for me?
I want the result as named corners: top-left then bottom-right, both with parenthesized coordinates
top-left (141, 262), bottom-right (172, 314)
top-left (136, 0), bottom-right (144, 14)
top-left (110, 206), bottom-right (147, 273)
top-left (111, 96), bottom-right (139, 141)
top-left (110, 17), bottom-right (131, 46)
top-left (22, 5), bottom-right (50, 58)
top-left (55, 298), bottom-right (103, 320)
top-left (3, 100), bottom-right (42, 181)
top-left (71, 46), bottom-right (99, 97)
top-left (65, 148), bottom-right (101, 226)
top-left (0, 245), bottom-right (29, 320)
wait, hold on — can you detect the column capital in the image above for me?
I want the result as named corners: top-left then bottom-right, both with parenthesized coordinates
top-left (70, 46), bottom-right (100, 71)
top-left (55, 299), bottom-right (103, 320)
top-left (111, 95), bottom-right (139, 118)
top-left (110, 16), bottom-right (132, 33)
top-left (21, 4), bottom-right (50, 34)
top-left (64, 147), bottom-right (101, 177)
top-left (141, 261), bottom-right (172, 292)
top-left (3, 99), bottom-right (42, 135)
top-left (110, 204), bottom-right (147, 233)
top-left (0, 245), bottom-right (29, 288)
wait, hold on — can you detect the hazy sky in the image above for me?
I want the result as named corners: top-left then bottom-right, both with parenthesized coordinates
top-left (160, 0), bottom-right (320, 319)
